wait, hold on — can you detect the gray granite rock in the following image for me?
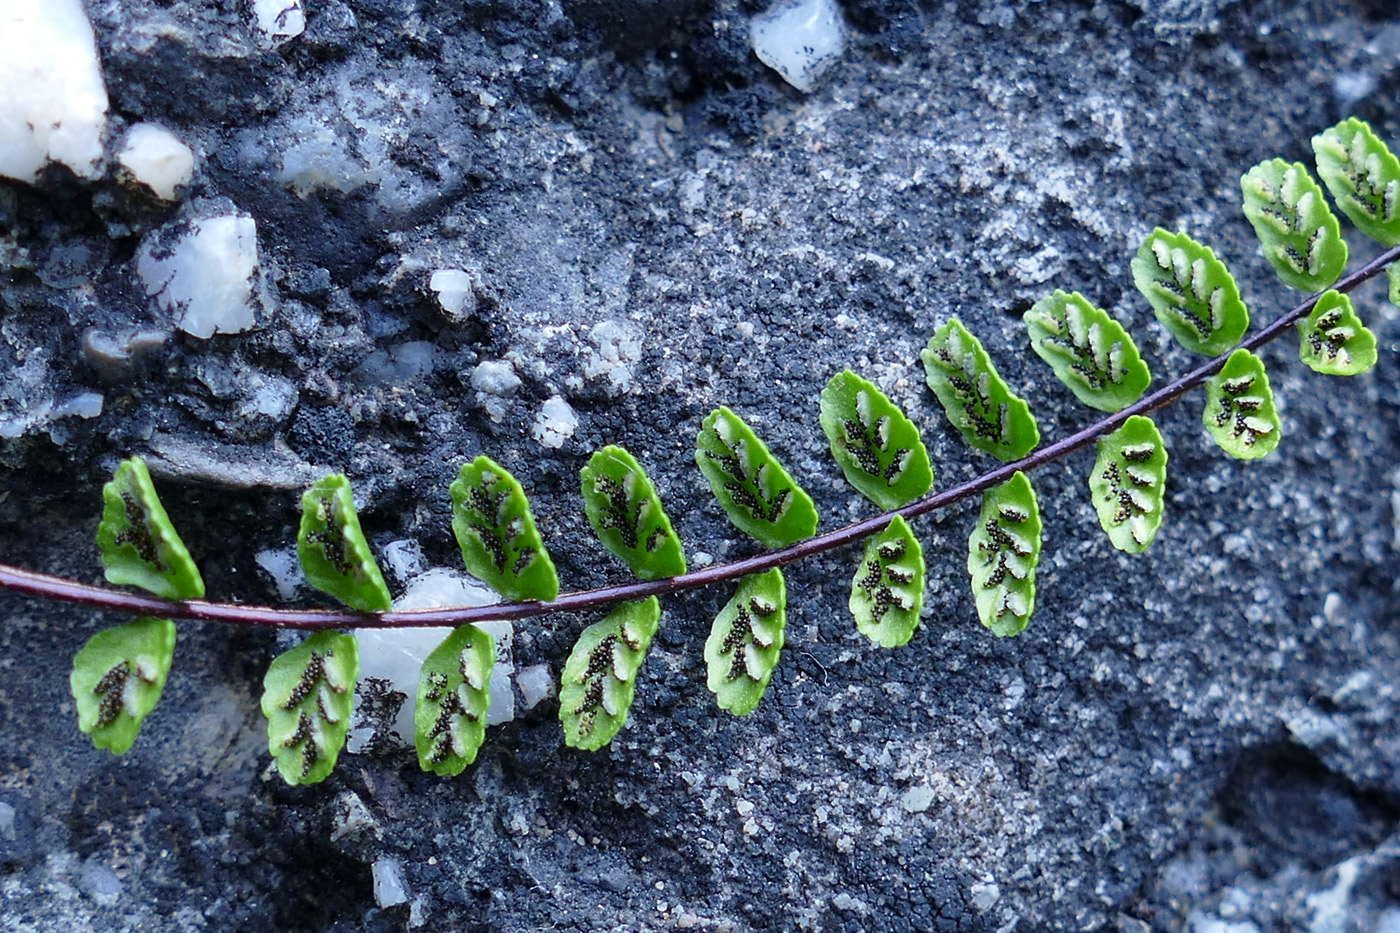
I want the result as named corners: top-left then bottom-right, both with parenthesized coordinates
top-left (1, 1), bottom-right (1398, 931)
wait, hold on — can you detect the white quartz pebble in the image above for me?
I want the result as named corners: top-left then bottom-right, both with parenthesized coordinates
top-left (0, 0), bottom-right (109, 183)
top-left (251, 0), bottom-right (306, 47)
top-left (750, 0), bottom-right (847, 92)
top-left (117, 124), bottom-right (195, 200)
top-left (137, 215), bottom-right (261, 339)
top-left (429, 269), bottom-right (475, 318)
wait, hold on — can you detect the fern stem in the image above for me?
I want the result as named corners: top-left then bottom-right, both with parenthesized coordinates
top-left (3, 244), bottom-right (1398, 630)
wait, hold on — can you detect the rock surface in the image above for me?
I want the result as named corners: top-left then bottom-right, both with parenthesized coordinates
top-left (2, 1), bottom-right (1399, 931)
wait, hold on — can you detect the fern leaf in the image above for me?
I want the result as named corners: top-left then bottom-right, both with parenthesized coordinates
top-left (1312, 117), bottom-right (1400, 246)
top-left (1089, 415), bottom-right (1168, 553)
top-left (451, 456), bottom-right (560, 602)
top-left (580, 446), bottom-right (686, 580)
top-left (705, 569), bottom-right (786, 715)
top-left (1202, 349), bottom-right (1280, 460)
top-left (967, 471), bottom-right (1041, 637)
top-left (261, 630), bottom-right (358, 785)
top-left (1025, 290), bottom-right (1151, 412)
top-left (1241, 159), bottom-right (1347, 292)
top-left (298, 474), bottom-right (392, 612)
top-left (1391, 265), bottom-right (1400, 309)
top-left (849, 515), bottom-right (925, 648)
top-left (560, 597), bottom-right (661, 750)
top-left (921, 318), bottom-right (1040, 461)
top-left (96, 457), bottom-right (204, 601)
top-left (1297, 290), bottom-right (1377, 377)
top-left (1131, 229), bottom-right (1250, 356)
top-left (70, 617), bottom-right (176, 754)
top-left (414, 625), bottom-right (494, 776)
top-left (819, 370), bottom-right (933, 510)
top-left (695, 407), bottom-right (819, 549)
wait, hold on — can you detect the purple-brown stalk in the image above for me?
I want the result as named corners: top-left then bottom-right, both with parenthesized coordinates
top-left (3, 245), bottom-right (1397, 630)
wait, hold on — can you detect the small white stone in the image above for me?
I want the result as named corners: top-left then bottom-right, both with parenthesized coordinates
top-left (477, 619), bottom-right (516, 725)
top-left (831, 893), bottom-right (865, 913)
top-left (371, 857), bottom-right (409, 908)
top-left (78, 856), bottom-right (123, 906)
top-left (750, 0), bottom-right (846, 92)
top-left (117, 124), bottom-right (195, 200)
top-left (901, 784), bottom-right (936, 813)
top-left (380, 539), bottom-right (425, 584)
top-left (255, 547), bottom-right (305, 601)
top-left (470, 360), bottom-right (522, 396)
top-left (350, 570), bottom-right (516, 742)
top-left (531, 395), bottom-right (578, 449)
top-left (394, 567), bottom-right (498, 612)
top-left (251, 0), bottom-right (306, 47)
top-left (516, 663), bottom-right (553, 710)
top-left (51, 392), bottom-right (103, 420)
top-left (970, 882), bottom-right (1000, 910)
top-left (137, 215), bottom-right (261, 339)
top-left (430, 269), bottom-right (476, 318)
top-left (0, 0), bottom-right (108, 183)
top-left (356, 627), bottom-right (454, 743)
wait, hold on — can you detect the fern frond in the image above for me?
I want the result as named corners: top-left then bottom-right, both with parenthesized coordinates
top-left (819, 370), bottom-right (933, 510)
top-left (705, 569), bottom-right (786, 715)
top-left (1131, 229), bottom-right (1249, 356)
top-left (414, 625), bottom-right (494, 775)
top-left (1202, 349), bottom-right (1280, 460)
top-left (560, 597), bottom-right (661, 750)
top-left (1089, 415), bottom-right (1168, 553)
top-left (96, 457), bottom-right (204, 601)
top-left (451, 456), bottom-right (559, 602)
top-left (1025, 290), bottom-right (1151, 412)
top-left (70, 617), bottom-right (176, 754)
top-left (261, 630), bottom-right (358, 785)
top-left (695, 407), bottom-right (819, 549)
top-left (1297, 290), bottom-right (1376, 377)
top-left (849, 515), bottom-right (925, 648)
top-left (580, 446), bottom-right (686, 580)
top-left (967, 471), bottom-right (1041, 637)
top-left (1312, 117), bottom-right (1400, 246)
top-left (921, 318), bottom-right (1040, 461)
top-left (1241, 159), bottom-right (1347, 292)
top-left (298, 474), bottom-right (392, 612)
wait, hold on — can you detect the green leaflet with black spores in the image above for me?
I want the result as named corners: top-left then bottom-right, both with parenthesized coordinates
top-left (560, 597), bottom-right (661, 751)
top-left (819, 370), bottom-right (933, 511)
top-left (414, 625), bottom-right (494, 776)
top-left (705, 569), bottom-right (786, 715)
top-left (695, 407), bottom-right (819, 549)
top-left (96, 457), bottom-right (204, 601)
top-left (451, 456), bottom-right (559, 602)
top-left (70, 616), bottom-right (176, 754)
top-left (261, 629), bottom-right (358, 785)
top-left (1025, 290), bottom-right (1151, 412)
top-left (1312, 117), bottom-right (1400, 246)
top-left (1089, 415), bottom-right (1168, 554)
top-left (1131, 229), bottom-right (1250, 356)
top-left (921, 318), bottom-right (1040, 462)
top-left (1202, 349), bottom-right (1280, 460)
top-left (1391, 265), bottom-right (1400, 309)
top-left (1297, 290), bottom-right (1377, 377)
top-left (1241, 159), bottom-right (1347, 292)
top-left (298, 474), bottom-right (392, 612)
top-left (967, 471), bottom-right (1041, 637)
top-left (580, 446), bottom-right (686, 580)
top-left (849, 515), bottom-right (925, 648)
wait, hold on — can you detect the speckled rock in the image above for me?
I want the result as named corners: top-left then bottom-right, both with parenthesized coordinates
top-left (1, 1), bottom-right (1399, 931)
